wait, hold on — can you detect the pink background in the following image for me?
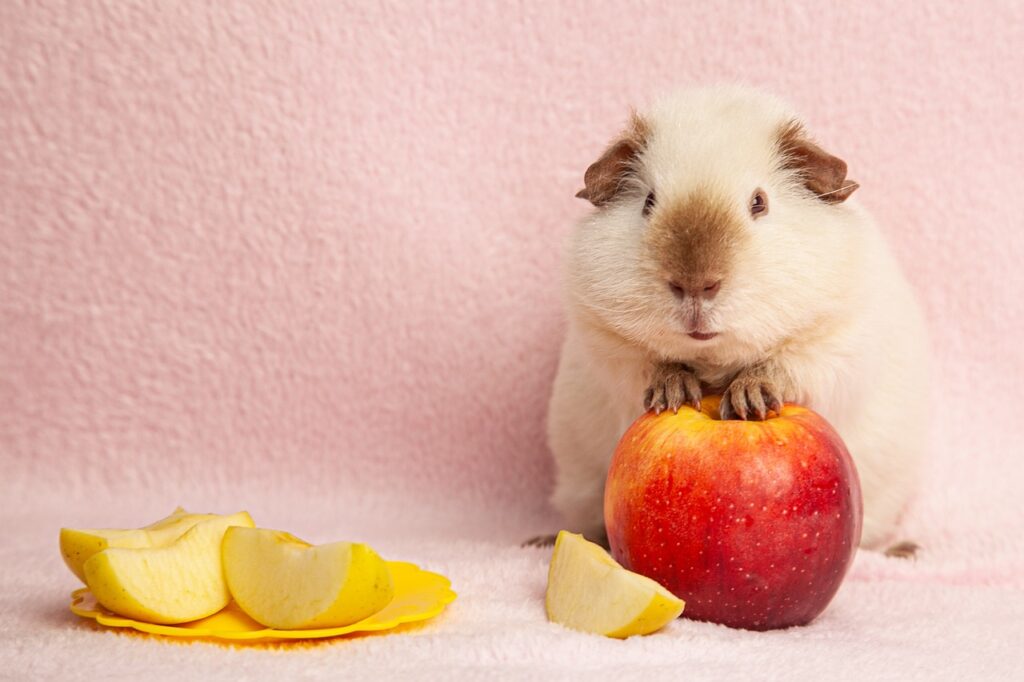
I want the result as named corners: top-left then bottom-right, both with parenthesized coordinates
top-left (2, 1), bottom-right (1023, 544)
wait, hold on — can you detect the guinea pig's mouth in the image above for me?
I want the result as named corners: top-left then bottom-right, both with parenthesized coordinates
top-left (671, 299), bottom-right (721, 341)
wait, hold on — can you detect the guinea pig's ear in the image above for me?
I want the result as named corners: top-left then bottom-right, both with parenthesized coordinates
top-left (778, 121), bottom-right (859, 203)
top-left (576, 113), bottom-right (649, 206)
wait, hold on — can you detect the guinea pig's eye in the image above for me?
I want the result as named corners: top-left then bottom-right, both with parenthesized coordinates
top-left (750, 189), bottom-right (768, 218)
top-left (642, 191), bottom-right (656, 217)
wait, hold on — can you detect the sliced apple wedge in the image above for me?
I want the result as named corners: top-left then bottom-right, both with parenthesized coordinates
top-left (83, 511), bottom-right (254, 624)
top-left (546, 530), bottom-right (684, 638)
top-left (60, 507), bottom-right (220, 583)
top-left (222, 527), bottom-right (394, 629)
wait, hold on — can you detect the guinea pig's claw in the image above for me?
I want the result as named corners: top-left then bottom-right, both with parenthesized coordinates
top-left (722, 395), bottom-right (746, 420)
top-left (521, 534), bottom-right (558, 548)
top-left (748, 389), bottom-right (767, 420)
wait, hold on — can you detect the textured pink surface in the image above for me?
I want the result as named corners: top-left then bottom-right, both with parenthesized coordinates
top-left (2, 2), bottom-right (1024, 678)
top-left (3, 0), bottom-right (1023, 547)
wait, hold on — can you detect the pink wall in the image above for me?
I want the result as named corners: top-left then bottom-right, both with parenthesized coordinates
top-left (2, 2), bottom-right (1022, 526)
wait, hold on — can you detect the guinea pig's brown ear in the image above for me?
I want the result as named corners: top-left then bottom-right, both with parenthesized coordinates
top-left (576, 113), bottom-right (649, 206)
top-left (778, 121), bottom-right (859, 203)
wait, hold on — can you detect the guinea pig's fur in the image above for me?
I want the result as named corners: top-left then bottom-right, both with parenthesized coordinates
top-left (548, 86), bottom-right (928, 550)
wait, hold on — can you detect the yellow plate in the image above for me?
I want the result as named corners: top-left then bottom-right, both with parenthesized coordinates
top-left (70, 561), bottom-right (455, 643)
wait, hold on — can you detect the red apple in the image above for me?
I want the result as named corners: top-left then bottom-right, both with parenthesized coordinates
top-left (604, 395), bottom-right (862, 630)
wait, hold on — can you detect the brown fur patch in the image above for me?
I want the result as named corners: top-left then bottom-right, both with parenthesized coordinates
top-left (777, 121), bottom-right (859, 203)
top-left (645, 191), bottom-right (748, 289)
top-left (576, 112), bottom-right (649, 206)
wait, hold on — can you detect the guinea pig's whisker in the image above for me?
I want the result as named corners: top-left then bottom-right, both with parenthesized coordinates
top-left (815, 184), bottom-right (858, 200)
top-left (584, 301), bottom-right (652, 316)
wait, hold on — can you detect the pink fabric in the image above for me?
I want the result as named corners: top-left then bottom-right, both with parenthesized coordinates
top-left (2, 2), bottom-right (1023, 678)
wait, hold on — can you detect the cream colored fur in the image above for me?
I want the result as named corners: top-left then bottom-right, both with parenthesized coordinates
top-left (548, 86), bottom-right (929, 549)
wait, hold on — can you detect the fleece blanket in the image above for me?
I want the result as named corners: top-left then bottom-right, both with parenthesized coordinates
top-left (3, 2), bottom-right (1024, 680)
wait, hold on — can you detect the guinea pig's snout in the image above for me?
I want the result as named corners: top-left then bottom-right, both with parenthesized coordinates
top-left (668, 277), bottom-right (722, 301)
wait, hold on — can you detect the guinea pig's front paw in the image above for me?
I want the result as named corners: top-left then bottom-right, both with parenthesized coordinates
top-left (644, 362), bottom-right (701, 414)
top-left (721, 366), bottom-right (786, 421)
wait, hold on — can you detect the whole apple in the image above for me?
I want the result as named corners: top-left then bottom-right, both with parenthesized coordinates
top-left (604, 396), bottom-right (862, 631)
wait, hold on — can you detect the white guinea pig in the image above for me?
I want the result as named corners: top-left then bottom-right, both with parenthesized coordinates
top-left (547, 86), bottom-right (928, 551)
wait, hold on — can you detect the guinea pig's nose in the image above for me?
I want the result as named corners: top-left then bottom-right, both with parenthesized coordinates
top-left (701, 279), bottom-right (722, 298)
top-left (669, 278), bottom-right (722, 300)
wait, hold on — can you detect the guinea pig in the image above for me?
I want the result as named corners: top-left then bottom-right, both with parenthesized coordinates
top-left (547, 86), bottom-right (928, 551)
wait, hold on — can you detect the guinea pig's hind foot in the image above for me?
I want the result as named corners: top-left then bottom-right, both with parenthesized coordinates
top-left (521, 531), bottom-right (610, 550)
top-left (521, 534), bottom-right (558, 548)
top-left (884, 540), bottom-right (920, 560)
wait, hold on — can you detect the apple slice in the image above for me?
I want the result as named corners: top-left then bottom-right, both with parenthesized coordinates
top-left (83, 511), bottom-right (254, 624)
top-left (222, 527), bottom-right (394, 629)
top-left (546, 530), bottom-right (684, 638)
top-left (60, 507), bottom-right (220, 583)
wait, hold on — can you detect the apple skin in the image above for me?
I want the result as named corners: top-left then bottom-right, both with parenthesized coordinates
top-left (604, 395), bottom-right (862, 631)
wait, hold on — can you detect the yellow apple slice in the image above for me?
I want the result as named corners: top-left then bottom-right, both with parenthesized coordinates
top-left (222, 526), bottom-right (394, 629)
top-left (546, 530), bottom-right (684, 638)
top-left (60, 507), bottom-right (221, 583)
top-left (83, 511), bottom-right (254, 624)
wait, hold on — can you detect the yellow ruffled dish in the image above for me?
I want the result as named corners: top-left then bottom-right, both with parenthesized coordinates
top-left (70, 561), bottom-right (455, 643)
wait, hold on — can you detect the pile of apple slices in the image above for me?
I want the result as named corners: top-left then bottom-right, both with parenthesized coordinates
top-left (61, 508), bottom-right (394, 629)
top-left (545, 531), bottom-right (684, 638)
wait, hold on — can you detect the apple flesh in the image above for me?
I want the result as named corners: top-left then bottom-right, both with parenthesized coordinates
top-left (60, 507), bottom-right (220, 583)
top-left (222, 527), bottom-right (394, 629)
top-left (82, 511), bottom-right (254, 624)
top-left (546, 530), bottom-right (684, 638)
top-left (605, 396), bottom-right (862, 630)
